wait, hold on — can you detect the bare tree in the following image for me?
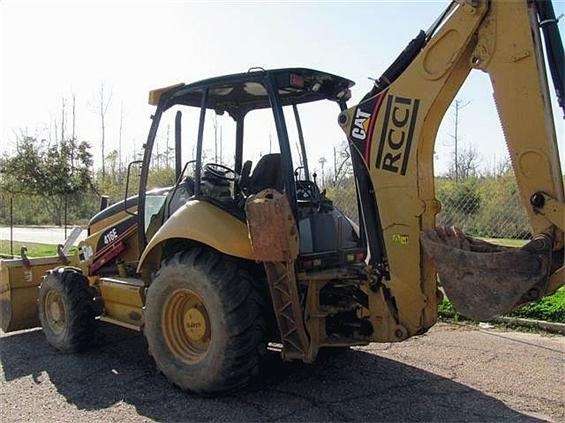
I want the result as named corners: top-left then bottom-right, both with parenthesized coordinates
top-left (166, 123), bottom-right (171, 168)
top-left (52, 118), bottom-right (58, 146)
top-left (70, 93), bottom-right (77, 170)
top-left (318, 156), bottom-right (327, 187)
top-left (485, 154), bottom-right (512, 178)
top-left (60, 97), bottom-right (66, 142)
top-left (332, 140), bottom-right (352, 186)
top-left (450, 99), bottom-right (471, 180)
top-left (94, 83), bottom-right (112, 178)
top-left (447, 145), bottom-right (480, 179)
top-left (71, 93), bottom-right (76, 140)
top-left (118, 101), bottom-right (124, 174)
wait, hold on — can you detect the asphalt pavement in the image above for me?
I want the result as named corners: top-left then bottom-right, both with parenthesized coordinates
top-left (0, 226), bottom-right (87, 245)
top-left (1, 322), bottom-right (563, 422)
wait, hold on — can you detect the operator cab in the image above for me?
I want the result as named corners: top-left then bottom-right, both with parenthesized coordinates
top-left (138, 68), bottom-right (364, 269)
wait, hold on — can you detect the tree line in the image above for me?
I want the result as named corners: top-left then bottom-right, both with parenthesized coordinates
top-left (0, 131), bottom-right (532, 242)
top-left (0, 92), bottom-right (534, 241)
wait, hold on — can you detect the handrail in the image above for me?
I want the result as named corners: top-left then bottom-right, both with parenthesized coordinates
top-left (124, 160), bottom-right (143, 216)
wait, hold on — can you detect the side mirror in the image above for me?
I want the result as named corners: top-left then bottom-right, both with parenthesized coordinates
top-left (99, 195), bottom-right (109, 211)
top-left (125, 160), bottom-right (143, 216)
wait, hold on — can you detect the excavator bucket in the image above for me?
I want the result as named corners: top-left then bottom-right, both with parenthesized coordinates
top-left (421, 227), bottom-right (552, 321)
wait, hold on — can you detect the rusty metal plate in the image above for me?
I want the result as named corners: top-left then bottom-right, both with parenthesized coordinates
top-left (245, 189), bottom-right (299, 262)
top-left (421, 226), bottom-right (550, 321)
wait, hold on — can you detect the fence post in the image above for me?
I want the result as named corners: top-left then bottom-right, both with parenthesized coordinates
top-left (9, 195), bottom-right (13, 257)
top-left (64, 193), bottom-right (68, 240)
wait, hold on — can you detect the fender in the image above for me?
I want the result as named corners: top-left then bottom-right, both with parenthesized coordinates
top-left (137, 200), bottom-right (254, 273)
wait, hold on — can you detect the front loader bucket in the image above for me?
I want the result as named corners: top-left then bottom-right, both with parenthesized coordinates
top-left (0, 256), bottom-right (62, 333)
top-left (421, 227), bottom-right (552, 321)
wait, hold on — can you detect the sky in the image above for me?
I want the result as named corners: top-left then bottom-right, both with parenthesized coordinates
top-left (1, 0), bottom-right (564, 178)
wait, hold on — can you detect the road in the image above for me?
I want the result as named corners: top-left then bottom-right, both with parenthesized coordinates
top-left (1, 323), bottom-right (563, 422)
top-left (0, 226), bottom-right (87, 245)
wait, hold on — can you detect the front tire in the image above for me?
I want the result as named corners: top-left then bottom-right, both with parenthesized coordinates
top-left (144, 248), bottom-right (267, 394)
top-left (38, 268), bottom-right (97, 352)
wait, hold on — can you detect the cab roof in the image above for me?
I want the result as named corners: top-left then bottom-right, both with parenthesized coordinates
top-left (149, 68), bottom-right (354, 117)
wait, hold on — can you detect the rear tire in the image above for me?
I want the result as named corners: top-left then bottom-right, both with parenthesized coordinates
top-left (144, 248), bottom-right (267, 394)
top-left (38, 268), bottom-right (97, 352)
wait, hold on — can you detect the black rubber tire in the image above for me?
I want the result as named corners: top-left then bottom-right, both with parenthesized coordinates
top-left (38, 268), bottom-right (97, 353)
top-left (320, 346), bottom-right (352, 357)
top-left (144, 248), bottom-right (267, 394)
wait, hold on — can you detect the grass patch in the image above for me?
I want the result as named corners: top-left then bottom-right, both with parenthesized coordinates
top-left (480, 237), bottom-right (527, 248)
top-left (439, 287), bottom-right (565, 323)
top-left (0, 241), bottom-right (59, 258)
top-left (438, 298), bottom-right (459, 320)
top-left (508, 288), bottom-right (565, 322)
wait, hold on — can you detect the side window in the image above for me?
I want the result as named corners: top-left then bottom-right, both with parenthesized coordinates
top-left (283, 102), bottom-right (345, 187)
top-left (145, 107), bottom-right (190, 190)
top-left (284, 101), bottom-right (359, 224)
top-left (144, 193), bottom-right (167, 232)
top-left (145, 105), bottom-right (202, 191)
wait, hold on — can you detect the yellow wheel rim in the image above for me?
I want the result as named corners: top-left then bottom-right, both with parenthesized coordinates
top-left (162, 289), bottom-right (211, 364)
top-left (44, 290), bottom-right (66, 334)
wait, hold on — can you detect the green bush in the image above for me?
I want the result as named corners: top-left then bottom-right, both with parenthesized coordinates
top-left (438, 297), bottom-right (458, 319)
top-left (508, 288), bottom-right (565, 322)
top-left (436, 174), bottom-right (530, 239)
top-left (439, 288), bottom-right (565, 323)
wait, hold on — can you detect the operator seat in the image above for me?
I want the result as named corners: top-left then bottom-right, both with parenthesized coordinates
top-left (245, 153), bottom-right (283, 194)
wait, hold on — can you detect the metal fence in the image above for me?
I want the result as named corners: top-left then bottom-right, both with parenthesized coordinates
top-left (435, 176), bottom-right (530, 240)
top-left (326, 173), bottom-right (530, 241)
top-left (0, 172), bottom-right (530, 258)
top-left (0, 191), bottom-right (99, 257)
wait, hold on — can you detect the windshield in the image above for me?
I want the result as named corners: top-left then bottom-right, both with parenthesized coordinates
top-left (144, 193), bottom-right (167, 232)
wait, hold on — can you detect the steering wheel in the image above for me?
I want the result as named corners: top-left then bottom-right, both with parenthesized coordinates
top-left (203, 163), bottom-right (237, 182)
top-left (296, 180), bottom-right (320, 202)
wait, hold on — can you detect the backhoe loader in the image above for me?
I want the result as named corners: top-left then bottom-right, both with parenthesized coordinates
top-left (0, 0), bottom-right (563, 394)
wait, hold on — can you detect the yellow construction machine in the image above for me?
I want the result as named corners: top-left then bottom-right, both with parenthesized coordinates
top-left (0, 0), bottom-right (563, 394)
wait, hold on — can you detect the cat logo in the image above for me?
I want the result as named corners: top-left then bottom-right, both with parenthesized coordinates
top-left (375, 95), bottom-right (420, 175)
top-left (351, 107), bottom-right (372, 141)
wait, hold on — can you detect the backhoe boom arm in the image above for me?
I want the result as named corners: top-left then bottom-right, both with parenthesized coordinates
top-left (340, 0), bottom-right (564, 339)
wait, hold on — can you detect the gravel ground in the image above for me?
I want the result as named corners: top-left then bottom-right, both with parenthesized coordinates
top-left (1, 322), bottom-right (563, 422)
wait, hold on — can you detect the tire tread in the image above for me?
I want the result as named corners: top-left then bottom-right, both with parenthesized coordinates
top-left (145, 248), bottom-right (268, 394)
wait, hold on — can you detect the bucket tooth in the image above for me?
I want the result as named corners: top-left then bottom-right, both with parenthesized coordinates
top-left (421, 226), bottom-right (551, 321)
